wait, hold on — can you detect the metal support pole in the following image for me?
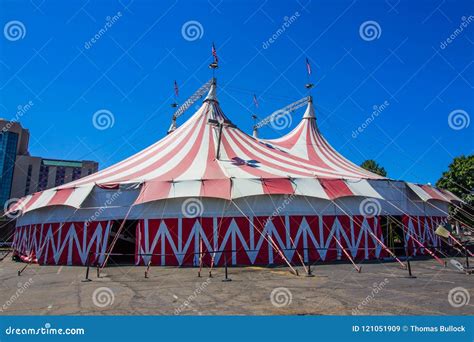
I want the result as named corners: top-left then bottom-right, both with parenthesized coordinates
top-left (145, 260), bottom-right (151, 278)
top-left (305, 253), bottom-right (314, 277)
top-left (82, 253), bottom-right (91, 282)
top-left (406, 258), bottom-right (416, 278)
top-left (96, 264), bottom-right (100, 278)
top-left (222, 252), bottom-right (232, 282)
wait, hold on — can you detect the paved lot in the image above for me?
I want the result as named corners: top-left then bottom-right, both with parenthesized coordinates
top-left (0, 255), bottom-right (472, 315)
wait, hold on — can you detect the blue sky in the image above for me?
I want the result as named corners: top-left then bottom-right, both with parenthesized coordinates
top-left (0, 0), bottom-right (473, 184)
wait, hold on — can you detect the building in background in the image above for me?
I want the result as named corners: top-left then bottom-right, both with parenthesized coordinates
top-left (0, 118), bottom-right (98, 208)
top-left (0, 120), bottom-right (30, 209)
top-left (10, 157), bottom-right (98, 199)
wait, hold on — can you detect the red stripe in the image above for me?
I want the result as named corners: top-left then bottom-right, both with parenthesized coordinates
top-left (201, 179), bottom-right (231, 199)
top-left (221, 131), bottom-right (281, 179)
top-left (236, 130), bottom-right (348, 178)
top-left (103, 115), bottom-right (206, 183)
top-left (67, 110), bottom-right (204, 187)
top-left (150, 116), bottom-right (208, 182)
top-left (319, 179), bottom-right (353, 200)
top-left (421, 185), bottom-right (446, 201)
top-left (314, 129), bottom-right (376, 178)
top-left (304, 120), bottom-right (335, 169)
top-left (227, 129), bottom-right (314, 177)
top-left (47, 188), bottom-right (74, 206)
top-left (262, 178), bottom-right (294, 195)
top-left (23, 192), bottom-right (43, 211)
top-left (202, 124), bottom-right (228, 180)
top-left (134, 181), bottom-right (171, 204)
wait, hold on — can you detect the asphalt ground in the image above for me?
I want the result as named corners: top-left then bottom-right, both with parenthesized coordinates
top-left (0, 255), bottom-right (472, 315)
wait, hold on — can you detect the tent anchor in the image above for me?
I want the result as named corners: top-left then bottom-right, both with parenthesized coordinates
top-left (82, 253), bottom-right (92, 282)
top-left (145, 260), bottom-right (152, 278)
top-left (222, 253), bottom-right (232, 282)
top-left (404, 258), bottom-right (416, 278)
top-left (305, 260), bottom-right (314, 277)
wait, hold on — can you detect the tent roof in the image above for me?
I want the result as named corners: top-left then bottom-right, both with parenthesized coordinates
top-left (6, 81), bottom-right (458, 215)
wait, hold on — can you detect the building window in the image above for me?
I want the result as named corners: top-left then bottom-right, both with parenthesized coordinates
top-left (55, 166), bottom-right (66, 186)
top-left (38, 164), bottom-right (49, 191)
top-left (72, 167), bottom-right (82, 181)
top-left (24, 164), bottom-right (32, 195)
top-left (0, 132), bottom-right (19, 207)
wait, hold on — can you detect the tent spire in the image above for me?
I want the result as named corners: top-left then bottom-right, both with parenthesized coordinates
top-left (203, 77), bottom-right (217, 103)
top-left (302, 96), bottom-right (315, 120)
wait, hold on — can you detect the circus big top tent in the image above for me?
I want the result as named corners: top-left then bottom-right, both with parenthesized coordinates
top-left (8, 78), bottom-right (461, 268)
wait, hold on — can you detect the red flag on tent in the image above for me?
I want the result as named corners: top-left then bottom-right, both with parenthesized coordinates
top-left (305, 57), bottom-right (312, 76)
top-left (174, 80), bottom-right (179, 97)
top-left (253, 94), bottom-right (259, 108)
top-left (212, 43), bottom-right (218, 63)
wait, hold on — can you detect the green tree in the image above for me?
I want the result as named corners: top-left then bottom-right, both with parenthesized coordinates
top-left (360, 159), bottom-right (387, 177)
top-left (436, 155), bottom-right (473, 227)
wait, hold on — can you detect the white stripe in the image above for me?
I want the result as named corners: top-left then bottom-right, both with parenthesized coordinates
top-left (174, 123), bottom-right (210, 181)
top-left (406, 182), bottom-right (431, 202)
top-left (98, 116), bottom-right (206, 183)
top-left (293, 178), bottom-right (329, 199)
top-left (170, 180), bottom-right (201, 198)
top-left (69, 108), bottom-right (204, 186)
top-left (25, 190), bottom-right (57, 212)
top-left (231, 178), bottom-right (264, 198)
top-left (64, 184), bottom-right (95, 207)
top-left (345, 179), bottom-right (383, 199)
top-left (129, 117), bottom-right (207, 181)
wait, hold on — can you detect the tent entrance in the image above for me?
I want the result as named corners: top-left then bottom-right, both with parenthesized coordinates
top-left (382, 216), bottom-right (405, 256)
top-left (108, 220), bottom-right (138, 264)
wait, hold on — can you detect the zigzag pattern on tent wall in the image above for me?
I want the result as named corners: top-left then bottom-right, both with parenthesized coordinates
top-left (135, 215), bottom-right (387, 266)
top-left (11, 216), bottom-right (445, 266)
top-left (402, 215), bottom-right (445, 256)
top-left (12, 221), bottom-right (111, 265)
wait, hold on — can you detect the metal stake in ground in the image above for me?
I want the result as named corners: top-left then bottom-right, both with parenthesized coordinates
top-left (145, 260), bottom-right (152, 278)
top-left (305, 250), bottom-right (314, 277)
top-left (82, 252), bottom-right (92, 282)
top-left (222, 252), bottom-right (232, 282)
top-left (405, 257), bottom-right (416, 279)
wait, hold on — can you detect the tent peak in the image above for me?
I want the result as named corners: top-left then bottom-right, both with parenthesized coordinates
top-left (302, 96), bottom-right (315, 119)
top-left (203, 77), bottom-right (218, 103)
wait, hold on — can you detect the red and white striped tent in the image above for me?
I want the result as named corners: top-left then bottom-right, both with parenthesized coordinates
top-left (10, 79), bottom-right (459, 266)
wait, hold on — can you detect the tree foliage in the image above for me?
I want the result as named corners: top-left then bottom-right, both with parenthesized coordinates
top-left (360, 159), bottom-right (387, 177)
top-left (436, 155), bottom-right (473, 228)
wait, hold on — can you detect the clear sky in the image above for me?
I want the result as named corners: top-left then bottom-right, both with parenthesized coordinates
top-left (0, 0), bottom-right (472, 184)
